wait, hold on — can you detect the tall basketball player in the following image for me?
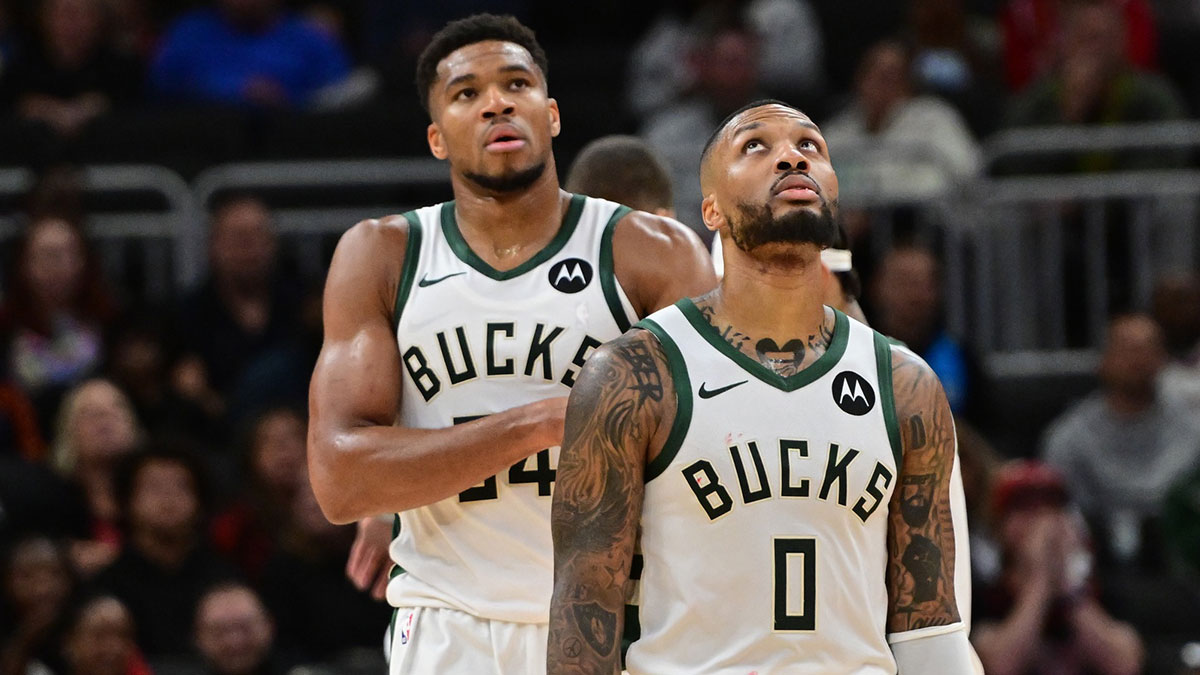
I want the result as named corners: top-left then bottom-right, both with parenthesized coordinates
top-left (548, 100), bottom-right (974, 673)
top-left (306, 14), bottom-right (716, 675)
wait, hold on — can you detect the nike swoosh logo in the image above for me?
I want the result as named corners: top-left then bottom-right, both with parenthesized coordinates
top-left (698, 380), bottom-right (748, 399)
top-left (418, 272), bottom-right (466, 287)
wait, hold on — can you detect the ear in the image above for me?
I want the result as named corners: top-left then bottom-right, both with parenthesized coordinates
top-left (701, 194), bottom-right (726, 233)
top-left (547, 98), bottom-right (561, 138)
top-left (427, 122), bottom-right (448, 160)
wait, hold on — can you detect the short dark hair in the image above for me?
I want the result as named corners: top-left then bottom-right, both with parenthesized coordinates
top-left (415, 14), bottom-right (549, 115)
top-left (113, 439), bottom-right (212, 534)
top-left (699, 98), bottom-right (799, 169)
top-left (565, 135), bottom-right (674, 213)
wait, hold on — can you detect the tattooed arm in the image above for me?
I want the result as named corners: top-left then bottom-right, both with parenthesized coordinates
top-left (548, 330), bottom-right (675, 675)
top-left (885, 347), bottom-right (978, 671)
top-left (886, 346), bottom-right (961, 633)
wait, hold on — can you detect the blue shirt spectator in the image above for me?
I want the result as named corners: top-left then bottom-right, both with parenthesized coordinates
top-left (870, 244), bottom-right (989, 423)
top-left (150, 3), bottom-right (350, 108)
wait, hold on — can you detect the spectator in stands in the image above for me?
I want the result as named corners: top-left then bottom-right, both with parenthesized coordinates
top-left (0, 536), bottom-right (77, 675)
top-left (822, 39), bottom-right (983, 190)
top-left (56, 594), bottom-right (149, 675)
top-left (955, 420), bottom-right (1005, 587)
top-left (193, 583), bottom-right (291, 675)
top-left (1005, 0), bottom-right (1187, 171)
top-left (1153, 273), bottom-right (1200, 409)
top-left (642, 17), bottom-right (763, 234)
top-left (1001, 0), bottom-right (1158, 92)
top-left (105, 313), bottom-right (214, 444)
top-left (51, 378), bottom-right (142, 576)
top-left (149, 0), bottom-right (352, 108)
top-left (0, 0), bottom-right (143, 137)
top-left (1, 215), bottom-right (115, 429)
top-left (627, 0), bottom-right (824, 123)
top-left (564, 135), bottom-right (675, 217)
top-left (173, 194), bottom-right (302, 426)
top-left (260, 475), bottom-right (391, 665)
top-left (95, 443), bottom-right (236, 659)
top-left (869, 244), bottom-right (988, 421)
top-left (972, 460), bottom-right (1144, 675)
top-left (1043, 314), bottom-right (1200, 567)
top-left (905, 0), bottom-right (1006, 136)
top-left (226, 282), bottom-right (323, 431)
top-left (210, 407), bottom-right (306, 582)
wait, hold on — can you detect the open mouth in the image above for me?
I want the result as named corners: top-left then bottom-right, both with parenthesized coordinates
top-left (485, 126), bottom-right (527, 153)
top-left (772, 174), bottom-right (820, 202)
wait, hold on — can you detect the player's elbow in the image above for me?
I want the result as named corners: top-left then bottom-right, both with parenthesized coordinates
top-left (307, 432), bottom-right (367, 524)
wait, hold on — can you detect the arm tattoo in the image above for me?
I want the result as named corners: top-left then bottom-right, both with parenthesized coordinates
top-left (886, 349), bottom-right (960, 633)
top-left (548, 332), bottom-right (669, 674)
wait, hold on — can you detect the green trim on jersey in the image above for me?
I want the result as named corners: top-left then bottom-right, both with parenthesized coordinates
top-left (393, 213), bottom-right (424, 333)
top-left (676, 299), bottom-right (850, 393)
top-left (635, 319), bottom-right (693, 482)
top-left (439, 193), bottom-right (587, 280)
top-left (873, 331), bottom-right (904, 469)
top-left (599, 204), bottom-right (635, 331)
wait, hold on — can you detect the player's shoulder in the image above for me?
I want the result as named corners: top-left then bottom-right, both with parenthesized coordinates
top-left (336, 213), bottom-right (415, 260)
top-left (612, 209), bottom-right (705, 253)
top-left (887, 339), bottom-right (936, 382)
top-left (608, 208), bottom-right (714, 305)
top-left (886, 339), bottom-right (950, 417)
top-left (584, 327), bottom-right (672, 384)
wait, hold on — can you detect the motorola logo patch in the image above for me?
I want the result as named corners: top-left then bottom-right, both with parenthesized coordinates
top-left (832, 371), bottom-right (875, 416)
top-left (548, 258), bottom-right (593, 294)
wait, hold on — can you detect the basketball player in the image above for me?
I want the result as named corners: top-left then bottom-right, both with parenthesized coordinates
top-left (306, 14), bottom-right (715, 674)
top-left (548, 100), bottom-right (974, 673)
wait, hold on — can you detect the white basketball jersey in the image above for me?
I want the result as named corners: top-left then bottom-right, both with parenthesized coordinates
top-left (627, 301), bottom-right (903, 674)
top-left (386, 194), bottom-right (636, 624)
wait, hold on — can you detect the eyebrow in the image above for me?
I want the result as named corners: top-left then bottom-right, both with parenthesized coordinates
top-left (445, 73), bottom-right (476, 91)
top-left (731, 118), bottom-right (822, 141)
top-left (444, 64), bottom-right (535, 92)
top-left (730, 121), bottom-right (764, 139)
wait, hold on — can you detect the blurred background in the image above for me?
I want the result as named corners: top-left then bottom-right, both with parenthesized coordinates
top-left (1, 0), bottom-right (1200, 673)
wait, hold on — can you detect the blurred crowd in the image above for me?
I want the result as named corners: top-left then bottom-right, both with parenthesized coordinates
top-left (2, 0), bottom-right (1200, 674)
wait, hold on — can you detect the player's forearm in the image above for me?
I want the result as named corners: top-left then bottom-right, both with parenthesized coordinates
top-left (547, 556), bottom-right (627, 675)
top-left (309, 402), bottom-right (558, 522)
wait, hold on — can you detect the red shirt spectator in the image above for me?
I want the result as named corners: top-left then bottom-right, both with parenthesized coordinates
top-left (1002, 0), bottom-right (1158, 91)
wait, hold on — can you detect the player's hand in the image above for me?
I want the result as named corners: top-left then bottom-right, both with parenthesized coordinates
top-left (347, 515), bottom-right (393, 600)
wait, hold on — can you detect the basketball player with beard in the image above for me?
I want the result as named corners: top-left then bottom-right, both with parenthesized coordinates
top-left (548, 100), bottom-right (974, 673)
top-left (306, 14), bottom-right (715, 674)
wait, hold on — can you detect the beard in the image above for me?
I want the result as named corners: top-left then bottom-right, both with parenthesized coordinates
top-left (729, 199), bottom-right (838, 253)
top-left (463, 161), bottom-right (547, 194)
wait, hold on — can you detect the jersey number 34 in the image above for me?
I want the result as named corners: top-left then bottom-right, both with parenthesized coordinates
top-left (454, 415), bottom-right (556, 502)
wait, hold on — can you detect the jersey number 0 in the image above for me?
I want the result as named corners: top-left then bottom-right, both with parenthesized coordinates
top-left (774, 537), bottom-right (817, 631)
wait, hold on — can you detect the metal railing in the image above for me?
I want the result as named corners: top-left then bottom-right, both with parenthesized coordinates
top-left (1, 122), bottom-right (1196, 368)
top-left (0, 164), bottom-right (196, 301)
top-left (191, 158), bottom-right (450, 283)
